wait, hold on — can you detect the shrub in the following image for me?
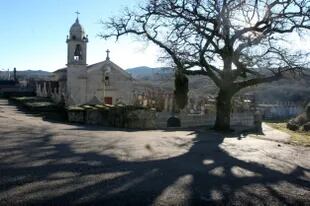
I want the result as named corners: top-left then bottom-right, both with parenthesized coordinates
top-left (303, 122), bottom-right (310, 132)
top-left (287, 119), bottom-right (299, 131)
top-left (294, 113), bottom-right (307, 126)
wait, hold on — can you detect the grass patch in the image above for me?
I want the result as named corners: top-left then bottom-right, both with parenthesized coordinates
top-left (266, 122), bottom-right (310, 146)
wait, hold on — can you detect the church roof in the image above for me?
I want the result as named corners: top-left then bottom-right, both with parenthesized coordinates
top-left (87, 60), bottom-right (133, 79)
top-left (53, 67), bottom-right (67, 73)
top-left (53, 59), bottom-right (133, 79)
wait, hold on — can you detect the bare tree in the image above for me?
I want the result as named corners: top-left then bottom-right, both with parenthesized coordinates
top-left (100, 0), bottom-right (310, 131)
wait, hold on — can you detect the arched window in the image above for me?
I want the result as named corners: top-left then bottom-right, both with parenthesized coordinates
top-left (104, 75), bottom-right (110, 86)
top-left (74, 44), bottom-right (82, 61)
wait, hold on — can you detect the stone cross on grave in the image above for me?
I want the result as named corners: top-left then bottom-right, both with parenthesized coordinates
top-left (106, 49), bottom-right (110, 60)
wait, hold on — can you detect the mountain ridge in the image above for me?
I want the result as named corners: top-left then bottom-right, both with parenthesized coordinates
top-left (1, 67), bottom-right (308, 103)
top-left (126, 66), bottom-right (173, 79)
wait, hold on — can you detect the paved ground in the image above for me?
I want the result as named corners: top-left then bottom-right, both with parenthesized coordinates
top-left (0, 99), bottom-right (309, 205)
top-left (249, 123), bottom-right (291, 143)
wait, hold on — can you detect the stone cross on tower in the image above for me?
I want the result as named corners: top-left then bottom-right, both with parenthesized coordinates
top-left (67, 12), bottom-right (88, 65)
top-left (106, 49), bottom-right (110, 60)
top-left (75, 11), bottom-right (80, 19)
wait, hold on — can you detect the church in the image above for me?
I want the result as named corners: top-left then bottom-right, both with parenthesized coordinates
top-left (36, 16), bottom-right (135, 106)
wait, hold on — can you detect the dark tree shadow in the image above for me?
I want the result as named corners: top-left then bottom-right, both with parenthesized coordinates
top-left (0, 126), bottom-right (309, 205)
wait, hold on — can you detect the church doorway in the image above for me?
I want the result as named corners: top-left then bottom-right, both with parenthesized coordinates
top-left (104, 97), bottom-right (113, 105)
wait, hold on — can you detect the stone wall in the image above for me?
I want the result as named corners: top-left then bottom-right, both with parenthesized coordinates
top-left (155, 112), bottom-right (255, 128)
top-left (67, 105), bottom-right (156, 129)
top-left (67, 98), bottom-right (256, 129)
top-left (124, 110), bottom-right (156, 129)
top-left (257, 103), bottom-right (304, 120)
top-left (68, 105), bottom-right (255, 129)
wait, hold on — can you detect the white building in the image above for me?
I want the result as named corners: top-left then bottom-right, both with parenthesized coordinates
top-left (37, 17), bottom-right (135, 106)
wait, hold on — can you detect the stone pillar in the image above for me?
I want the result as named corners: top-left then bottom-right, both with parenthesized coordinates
top-left (164, 94), bottom-right (169, 112)
top-left (306, 103), bottom-right (310, 120)
top-left (43, 82), bottom-right (47, 97)
top-left (36, 83), bottom-right (40, 97)
top-left (143, 95), bottom-right (148, 107)
top-left (254, 110), bottom-right (263, 133)
top-left (200, 104), bottom-right (206, 115)
top-left (168, 94), bottom-right (173, 112)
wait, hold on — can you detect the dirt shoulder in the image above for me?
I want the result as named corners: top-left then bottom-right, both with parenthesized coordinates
top-left (266, 122), bottom-right (310, 146)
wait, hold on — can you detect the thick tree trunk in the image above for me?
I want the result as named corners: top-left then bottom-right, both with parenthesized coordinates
top-left (214, 89), bottom-right (233, 131)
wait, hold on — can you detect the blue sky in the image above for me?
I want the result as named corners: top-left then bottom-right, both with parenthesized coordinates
top-left (1, 1), bottom-right (309, 72)
top-left (0, 0), bottom-right (163, 72)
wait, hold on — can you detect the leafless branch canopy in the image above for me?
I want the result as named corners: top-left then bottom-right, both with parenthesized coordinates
top-left (100, 0), bottom-right (310, 92)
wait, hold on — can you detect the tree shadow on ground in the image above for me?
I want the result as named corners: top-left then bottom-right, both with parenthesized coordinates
top-left (0, 126), bottom-right (309, 205)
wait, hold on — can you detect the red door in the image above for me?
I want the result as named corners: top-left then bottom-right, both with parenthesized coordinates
top-left (104, 97), bottom-right (113, 105)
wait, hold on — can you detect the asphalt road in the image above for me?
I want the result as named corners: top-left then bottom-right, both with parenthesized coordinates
top-left (0, 99), bottom-right (309, 205)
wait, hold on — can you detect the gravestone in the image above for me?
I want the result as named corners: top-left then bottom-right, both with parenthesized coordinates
top-left (254, 111), bottom-right (262, 132)
top-left (306, 103), bottom-right (310, 120)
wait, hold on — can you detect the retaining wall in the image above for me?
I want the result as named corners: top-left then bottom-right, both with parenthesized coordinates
top-left (257, 104), bottom-right (304, 120)
top-left (68, 107), bottom-right (255, 129)
top-left (156, 112), bottom-right (254, 128)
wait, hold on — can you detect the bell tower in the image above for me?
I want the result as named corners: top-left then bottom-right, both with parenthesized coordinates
top-left (66, 12), bottom-right (89, 106)
top-left (66, 12), bottom-right (88, 65)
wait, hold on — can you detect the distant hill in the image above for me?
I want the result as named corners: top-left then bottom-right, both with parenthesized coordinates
top-left (0, 70), bottom-right (51, 80)
top-left (127, 66), bottom-right (310, 103)
top-left (241, 77), bottom-right (310, 104)
top-left (1, 67), bottom-right (307, 104)
top-left (126, 66), bottom-right (173, 79)
top-left (126, 66), bottom-right (218, 97)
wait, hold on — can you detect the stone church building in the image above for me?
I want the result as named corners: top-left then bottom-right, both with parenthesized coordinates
top-left (37, 17), bottom-right (135, 106)
top-left (35, 17), bottom-right (258, 129)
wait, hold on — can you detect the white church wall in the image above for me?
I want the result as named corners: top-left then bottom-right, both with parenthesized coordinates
top-left (53, 70), bottom-right (66, 81)
top-left (105, 67), bottom-right (134, 105)
top-left (67, 66), bottom-right (88, 106)
top-left (85, 62), bottom-right (135, 105)
top-left (86, 65), bottom-right (105, 104)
